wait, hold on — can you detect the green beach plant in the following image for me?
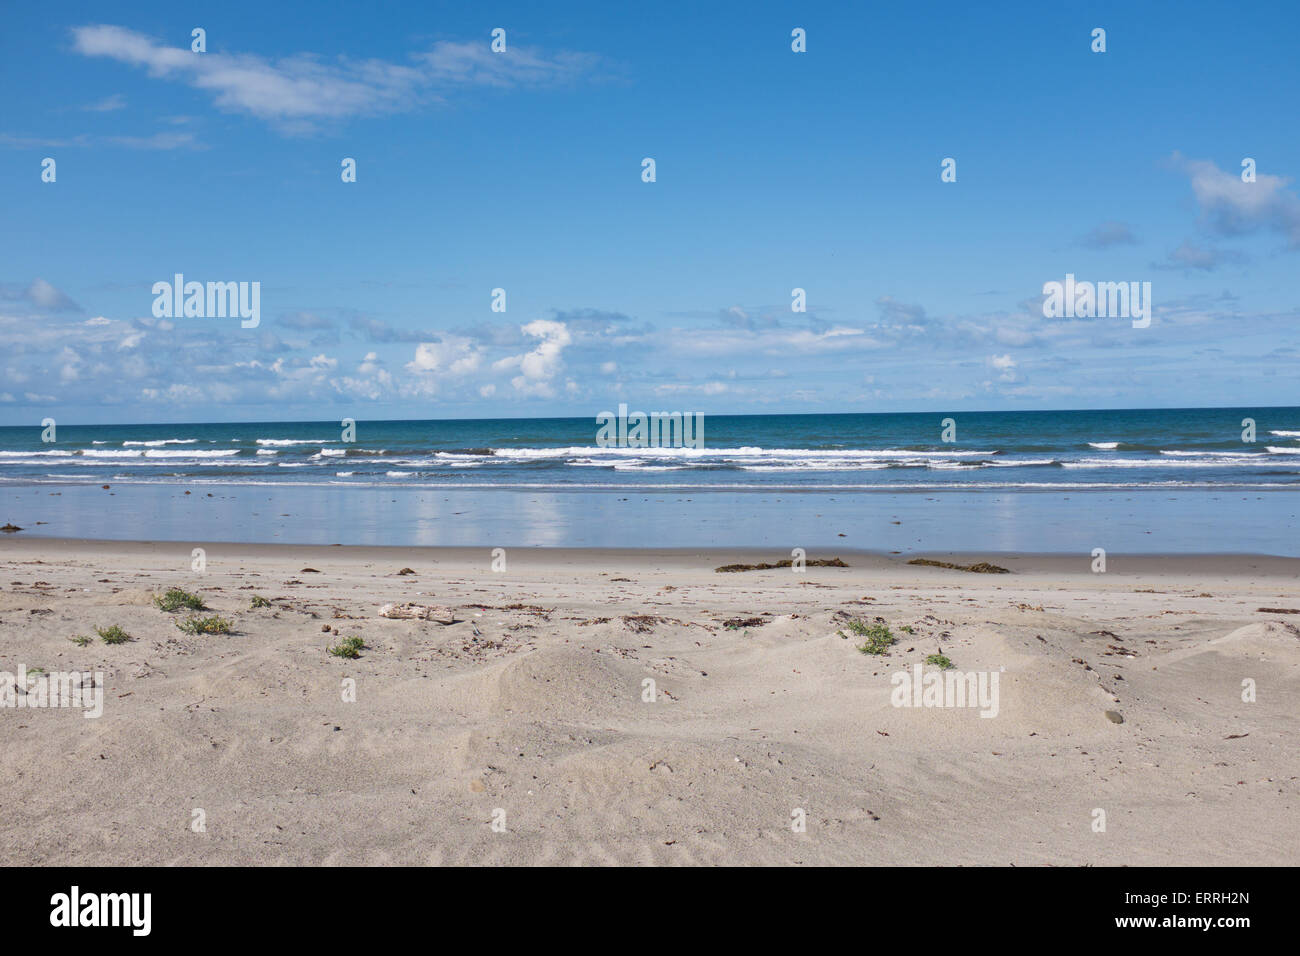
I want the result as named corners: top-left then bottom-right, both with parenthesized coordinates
top-left (176, 615), bottom-right (233, 635)
top-left (328, 636), bottom-right (365, 659)
top-left (96, 624), bottom-right (131, 645)
top-left (842, 618), bottom-right (896, 655)
top-left (153, 587), bottom-right (207, 612)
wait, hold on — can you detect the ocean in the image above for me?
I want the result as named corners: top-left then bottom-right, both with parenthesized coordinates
top-left (2, 407), bottom-right (1298, 552)
top-left (2, 407), bottom-right (1298, 492)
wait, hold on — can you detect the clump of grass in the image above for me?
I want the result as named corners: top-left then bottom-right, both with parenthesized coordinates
top-left (328, 636), bottom-right (365, 659)
top-left (175, 615), bottom-right (233, 635)
top-left (842, 618), bottom-right (896, 655)
top-left (925, 653), bottom-right (955, 669)
top-left (69, 634), bottom-right (93, 647)
top-left (96, 624), bottom-right (132, 645)
top-left (250, 594), bottom-right (272, 609)
top-left (153, 587), bottom-right (207, 612)
top-left (900, 624), bottom-right (915, 634)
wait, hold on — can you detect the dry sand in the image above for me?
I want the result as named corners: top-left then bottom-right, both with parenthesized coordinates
top-left (1, 537), bottom-right (1297, 866)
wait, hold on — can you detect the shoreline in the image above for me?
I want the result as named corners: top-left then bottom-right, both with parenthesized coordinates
top-left (6, 484), bottom-right (1299, 554)
top-left (7, 478), bottom-right (1300, 491)
top-left (4, 535), bottom-right (1300, 573)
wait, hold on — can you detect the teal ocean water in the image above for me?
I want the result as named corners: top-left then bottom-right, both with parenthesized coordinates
top-left (1, 408), bottom-right (1297, 552)
top-left (2, 407), bottom-right (1298, 492)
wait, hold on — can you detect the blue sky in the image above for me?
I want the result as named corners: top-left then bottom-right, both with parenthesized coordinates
top-left (2, 0), bottom-right (1298, 424)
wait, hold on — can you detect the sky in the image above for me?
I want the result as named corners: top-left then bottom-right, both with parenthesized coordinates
top-left (2, 0), bottom-right (1299, 425)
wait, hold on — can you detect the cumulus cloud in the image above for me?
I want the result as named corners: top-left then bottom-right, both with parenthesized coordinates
top-left (5, 276), bottom-right (1294, 416)
top-left (492, 319), bottom-right (571, 396)
top-left (406, 336), bottom-right (483, 376)
top-left (987, 354), bottom-right (1023, 383)
top-left (1172, 152), bottom-right (1300, 246)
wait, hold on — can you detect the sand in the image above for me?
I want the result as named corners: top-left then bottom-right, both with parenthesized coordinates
top-left (1, 537), bottom-right (1297, 866)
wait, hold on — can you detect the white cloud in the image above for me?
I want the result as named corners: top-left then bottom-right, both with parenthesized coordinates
top-left (652, 381), bottom-right (738, 396)
top-left (677, 325), bottom-right (885, 358)
top-left (71, 25), bottom-right (599, 131)
top-left (1174, 153), bottom-right (1300, 246)
top-left (24, 278), bottom-right (82, 312)
top-left (331, 351), bottom-right (394, 400)
top-left (407, 336), bottom-right (482, 376)
top-left (493, 319), bottom-right (571, 395)
top-left (986, 354), bottom-right (1023, 384)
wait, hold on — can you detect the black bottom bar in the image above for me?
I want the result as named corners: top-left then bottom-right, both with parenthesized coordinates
top-left (7, 865), bottom-right (1280, 941)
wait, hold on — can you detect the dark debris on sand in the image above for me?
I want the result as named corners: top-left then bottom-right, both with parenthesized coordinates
top-left (715, 558), bottom-right (848, 573)
top-left (907, 558), bottom-right (1010, 574)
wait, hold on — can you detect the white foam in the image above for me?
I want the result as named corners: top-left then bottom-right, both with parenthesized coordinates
top-left (1160, 450), bottom-right (1264, 457)
top-left (144, 448), bottom-right (240, 458)
top-left (256, 438), bottom-right (334, 446)
top-left (491, 445), bottom-right (998, 461)
top-left (739, 462), bottom-right (892, 472)
top-left (1063, 457), bottom-right (1266, 468)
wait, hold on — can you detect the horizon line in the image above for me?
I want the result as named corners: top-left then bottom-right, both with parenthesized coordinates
top-left (2, 402), bottom-right (1296, 431)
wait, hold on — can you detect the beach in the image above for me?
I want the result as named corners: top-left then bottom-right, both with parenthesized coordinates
top-left (2, 537), bottom-right (1296, 866)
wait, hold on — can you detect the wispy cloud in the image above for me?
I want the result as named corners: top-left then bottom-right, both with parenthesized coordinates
top-left (70, 25), bottom-right (600, 132)
top-left (106, 131), bottom-right (201, 150)
top-left (0, 130), bottom-right (200, 150)
top-left (82, 93), bottom-right (127, 111)
top-left (0, 279), bottom-right (83, 313)
top-left (1077, 220), bottom-right (1138, 249)
top-left (1154, 240), bottom-right (1247, 272)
